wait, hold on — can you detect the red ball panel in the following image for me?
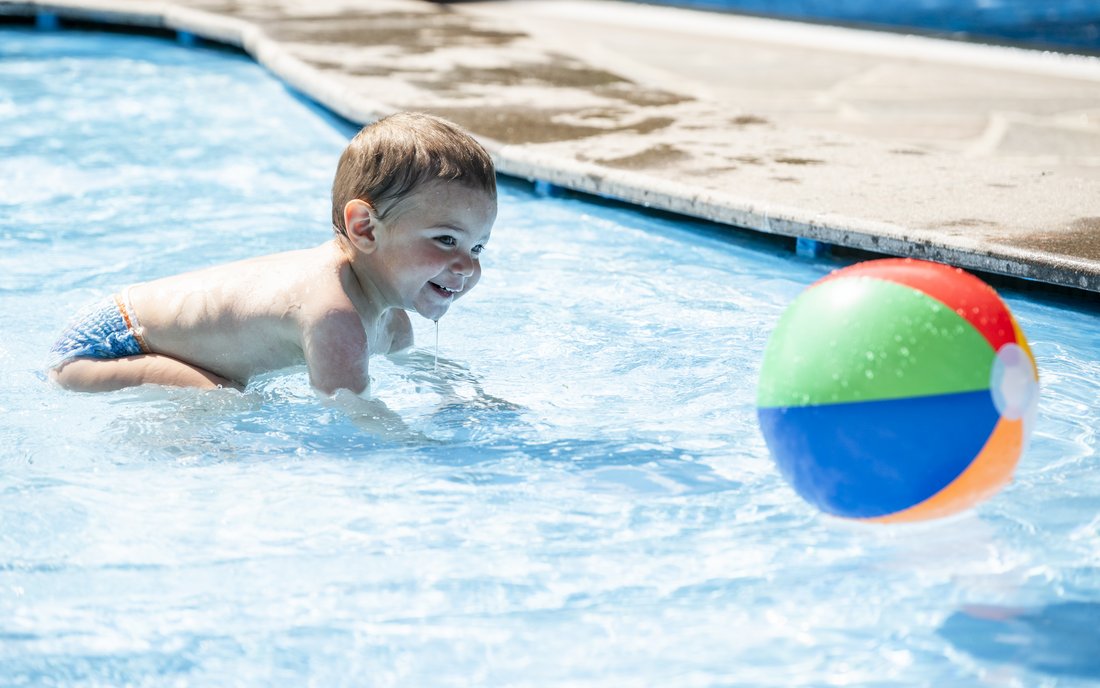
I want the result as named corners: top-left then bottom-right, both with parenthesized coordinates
top-left (816, 258), bottom-right (1016, 351)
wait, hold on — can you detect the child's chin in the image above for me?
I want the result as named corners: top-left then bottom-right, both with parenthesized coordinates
top-left (415, 304), bottom-right (450, 321)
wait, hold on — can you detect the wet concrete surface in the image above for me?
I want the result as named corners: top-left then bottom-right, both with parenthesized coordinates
top-left (3, 0), bottom-right (1099, 291)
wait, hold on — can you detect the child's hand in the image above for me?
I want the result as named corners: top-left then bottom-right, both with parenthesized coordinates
top-left (323, 388), bottom-right (441, 446)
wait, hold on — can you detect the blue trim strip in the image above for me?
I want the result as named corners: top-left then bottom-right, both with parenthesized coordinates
top-left (36, 11), bottom-right (60, 31)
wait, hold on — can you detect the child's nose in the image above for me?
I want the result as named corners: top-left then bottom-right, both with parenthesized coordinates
top-left (450, 252), bottom-right (475, 276)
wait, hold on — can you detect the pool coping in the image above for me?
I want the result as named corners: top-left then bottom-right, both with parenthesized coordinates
top-left (5, 0), bottom-right (1100, 294)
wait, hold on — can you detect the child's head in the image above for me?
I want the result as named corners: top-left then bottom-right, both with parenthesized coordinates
top-left (331, 112), bottom-right (497, 237)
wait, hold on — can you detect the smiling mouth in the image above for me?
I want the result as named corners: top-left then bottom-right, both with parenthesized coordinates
top-left (430, 282), bottom-right (460, 297)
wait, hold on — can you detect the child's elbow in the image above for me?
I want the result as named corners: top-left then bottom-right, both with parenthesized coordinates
top-left (308, 358), bottom-right (368, 397)
top-left (305, 346), bottom-right (368, 398)
top-left (311, 375), bottom-right (367, 398)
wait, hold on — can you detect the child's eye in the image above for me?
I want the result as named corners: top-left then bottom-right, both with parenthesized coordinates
top-left (435, 236), bottom-right (457, 247)
top-left (472, 244), bottom-right (486, 256)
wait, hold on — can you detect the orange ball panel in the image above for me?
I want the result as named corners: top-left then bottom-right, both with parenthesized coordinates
top-left (865, 417), bottom-right (1023, 524)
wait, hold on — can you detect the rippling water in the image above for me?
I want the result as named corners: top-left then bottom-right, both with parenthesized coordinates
top-left (1, 29), bottom-right (1099, 687)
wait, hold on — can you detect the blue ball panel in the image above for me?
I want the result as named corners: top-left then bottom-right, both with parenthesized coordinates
top-left (758, 390), bottom-right (1000, 519)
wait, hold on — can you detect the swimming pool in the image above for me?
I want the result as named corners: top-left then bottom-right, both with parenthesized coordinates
top-left (2, 28), bottom-right (1100, 686)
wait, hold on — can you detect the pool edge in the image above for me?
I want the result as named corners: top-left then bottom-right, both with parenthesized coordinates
top-left (5, 0), bottom-right (1099, 294)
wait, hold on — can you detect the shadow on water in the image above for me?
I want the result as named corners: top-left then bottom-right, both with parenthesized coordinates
top-left (938, 602), bottom-right (1100, 680)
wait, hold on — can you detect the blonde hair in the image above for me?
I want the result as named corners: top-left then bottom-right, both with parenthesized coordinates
top-left (331, 112), bottom-right (497, 235)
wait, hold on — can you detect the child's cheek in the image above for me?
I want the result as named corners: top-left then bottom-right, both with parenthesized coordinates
top-left (465, 267), bottom-right (482, 295)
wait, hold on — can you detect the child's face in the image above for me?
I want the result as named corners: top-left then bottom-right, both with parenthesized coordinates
top-left (372, 181), bottom-right (497, 321)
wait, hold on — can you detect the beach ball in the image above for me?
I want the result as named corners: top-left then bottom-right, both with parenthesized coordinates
top-left (757, 258), bottom-right (1039, 523)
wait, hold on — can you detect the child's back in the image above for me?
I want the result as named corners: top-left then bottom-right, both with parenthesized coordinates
top-left (127, 241), bottom-right (398, 385)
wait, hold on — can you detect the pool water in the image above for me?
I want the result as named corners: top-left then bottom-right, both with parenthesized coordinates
top-left (2, 29), bottom-right (1100, 687)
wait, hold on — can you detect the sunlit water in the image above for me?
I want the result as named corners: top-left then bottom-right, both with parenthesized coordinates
top-left (2, 29), bottom-right (1099, 687)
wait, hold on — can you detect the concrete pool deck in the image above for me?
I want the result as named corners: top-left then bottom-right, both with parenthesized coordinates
top-left (4, 0), bottom-right (1100, 292)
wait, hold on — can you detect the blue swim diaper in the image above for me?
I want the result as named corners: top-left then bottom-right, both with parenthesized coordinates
top-left (47, 295), bottom-right (148, 369)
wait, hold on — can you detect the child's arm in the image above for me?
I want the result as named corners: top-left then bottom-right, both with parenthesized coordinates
top-left (301, 308), bottom-right (369, 395)
top-left (323, 389), bottom-right (439, 445)
top-left (390, 348), bottom-right (522, 413)
top-left (304, 310), bottom-right (434, 443)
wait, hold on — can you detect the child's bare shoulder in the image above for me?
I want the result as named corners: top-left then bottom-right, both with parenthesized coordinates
top-left (290, 248), bottom-right (363, 332)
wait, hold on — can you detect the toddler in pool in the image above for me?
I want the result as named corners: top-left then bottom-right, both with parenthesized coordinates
top-left (47, 112), bottom-right (497, 395)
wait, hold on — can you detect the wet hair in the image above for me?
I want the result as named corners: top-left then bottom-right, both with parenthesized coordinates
top-left (331, 112), bottom-right (497, 236)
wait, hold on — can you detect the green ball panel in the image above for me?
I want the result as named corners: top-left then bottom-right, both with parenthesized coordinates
top-left (758, 277), bottom-right (996, 408)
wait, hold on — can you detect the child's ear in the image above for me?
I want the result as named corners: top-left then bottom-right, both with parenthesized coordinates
top-left (344, 199), bottom-right (380, 254)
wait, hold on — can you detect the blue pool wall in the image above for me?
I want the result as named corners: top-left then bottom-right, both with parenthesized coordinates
top-left (634, 0), bottom-right (1100, 52)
